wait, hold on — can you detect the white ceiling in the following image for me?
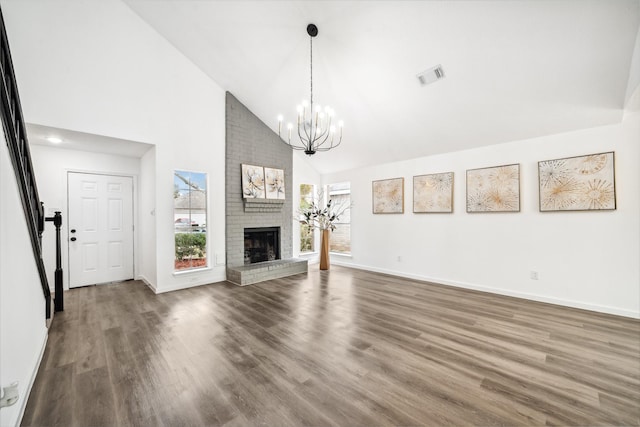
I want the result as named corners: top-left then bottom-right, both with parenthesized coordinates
top-left (122, 0), bottom-right (640, 174)
top-left (27, 123), bottom-right (153, 158)
top-left (35, 1), bottom-right (639, 175)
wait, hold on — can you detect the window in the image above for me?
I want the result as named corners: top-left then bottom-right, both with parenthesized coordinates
top-left (327, 182), bottom-right (350, 254)
top-left (299, 184), bottom-right (315, 253)
top-left (174, 170), bottom-right (207, 271)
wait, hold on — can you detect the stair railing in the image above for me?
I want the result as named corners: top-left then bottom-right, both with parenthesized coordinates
top-left (0, 7), bottom-right (56, 319)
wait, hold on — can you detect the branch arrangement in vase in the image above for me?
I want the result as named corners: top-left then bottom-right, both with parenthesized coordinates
top-left (299, 190), bottom-right (350, 231)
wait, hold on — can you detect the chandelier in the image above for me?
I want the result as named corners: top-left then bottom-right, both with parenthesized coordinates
top-left (278, 24), bottom-right (343, 155)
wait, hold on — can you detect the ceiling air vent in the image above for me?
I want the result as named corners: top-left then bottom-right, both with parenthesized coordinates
top-left (417, 65), bottom-right (445, 86)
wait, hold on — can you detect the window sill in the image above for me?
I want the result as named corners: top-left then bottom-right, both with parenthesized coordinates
top-left (299, 251), bottom-right (318, 256)
top-left (173, 266), bottom-right (212, 276)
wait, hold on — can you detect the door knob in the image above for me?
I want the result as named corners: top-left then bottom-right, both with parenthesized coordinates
top-left (70, 237), bottom-right (77, 242)
top-left (70, 229), bottom-right (76, 233)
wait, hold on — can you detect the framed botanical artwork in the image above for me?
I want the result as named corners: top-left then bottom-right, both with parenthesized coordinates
top-left (241, 164), bottom-right (265, 199)
top-left (538, 151), bottom-right (615, 211)
top-left (413, 172), bottom-right (454, 213)
top-left (372, 177), bottom-right (404, 214)
top-left (466, 164), bottom-right (520, 213)
top-left (264, 167), bottom-right (285, 199)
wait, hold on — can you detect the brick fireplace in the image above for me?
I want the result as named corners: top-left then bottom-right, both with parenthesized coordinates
top-left (224, 93), bottom-right (307, 285)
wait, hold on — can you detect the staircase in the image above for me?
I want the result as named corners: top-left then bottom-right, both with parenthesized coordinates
top-left (0, 8), bottom-right (56, 320)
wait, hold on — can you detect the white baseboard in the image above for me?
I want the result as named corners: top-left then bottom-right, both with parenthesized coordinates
top-left (154, 271), bottom-right (227, 294)
top-left (137, 274), bottom-right (156, 293)
top-left (296, 252), bottom-right (319, 265)
top-left (16, 328), bottom-right (48, 427)
top-left (331, 260), bottom-right (640, 319)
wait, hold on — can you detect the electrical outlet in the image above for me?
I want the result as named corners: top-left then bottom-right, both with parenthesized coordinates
top-left (530, 271), bottom-right (539, 280)
top-left (397, 255), bottom-right (402, 262)
top-left (0, 382), bottom-right (19, 408)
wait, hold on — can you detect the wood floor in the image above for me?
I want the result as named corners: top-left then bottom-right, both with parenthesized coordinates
top-left (22, 265), bottom-right (640, 426)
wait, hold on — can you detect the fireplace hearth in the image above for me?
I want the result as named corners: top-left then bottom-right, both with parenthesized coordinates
top-left (244, 227), bottom-right (280, 265)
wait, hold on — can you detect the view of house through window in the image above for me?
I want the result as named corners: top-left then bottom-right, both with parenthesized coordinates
top-left (174, 170), bottom-right (207, 271)
top-left (299, 184), bottom-right (315, 253)
top-left (327, 182), bottom-right (351, 254)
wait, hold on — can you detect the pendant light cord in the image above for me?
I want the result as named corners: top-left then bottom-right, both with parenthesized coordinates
top-left (310, 35), bottom-right (313, 110)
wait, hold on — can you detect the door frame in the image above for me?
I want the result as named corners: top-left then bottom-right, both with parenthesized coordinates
top-left (65, 169), bottom-right (138, 289)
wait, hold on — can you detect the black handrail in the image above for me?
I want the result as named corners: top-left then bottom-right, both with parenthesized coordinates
top-left (45, 212), bottom-right (64, 312)
top-left (0, 7), bottom-right (52, 319)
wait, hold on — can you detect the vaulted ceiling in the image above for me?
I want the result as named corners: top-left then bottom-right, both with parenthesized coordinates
top-left (122, 0), bottom-right (640, 174)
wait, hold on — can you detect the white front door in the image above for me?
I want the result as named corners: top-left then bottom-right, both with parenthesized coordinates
top-left (68, 172), bottom-right (134, 288)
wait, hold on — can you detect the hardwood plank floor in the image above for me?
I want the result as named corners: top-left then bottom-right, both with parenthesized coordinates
top-left (22, 265), bottom-right (640, 426)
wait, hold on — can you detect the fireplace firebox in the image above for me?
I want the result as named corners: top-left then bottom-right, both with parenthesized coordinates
top-left (244, 227), bottom-right (280, 265)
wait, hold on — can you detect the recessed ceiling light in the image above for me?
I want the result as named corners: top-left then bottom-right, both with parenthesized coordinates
top-left (46, 136), bottom-right (63, 144)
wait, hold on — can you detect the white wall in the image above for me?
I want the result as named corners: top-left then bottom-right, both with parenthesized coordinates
top-left (138, 146), bottom-right (157, 286)
top-left (625, 19), bottom-right (640, 109)
top-left (29, 144), bottom-right (143, 290)
top-left (0, 130), bottom-right (48, 427)
top-left (323, 112), bottom-right (640, 318)
top-left (292, 153), bottom-right (322, 258)
top-left (2, 0), bottom-right (227, 292)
